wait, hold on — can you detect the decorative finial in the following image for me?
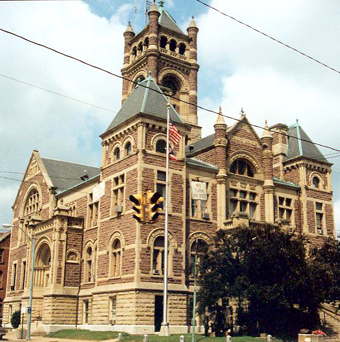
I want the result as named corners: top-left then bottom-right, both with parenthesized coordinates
top-left (240, 107), bottom-right (246, 116)
top-left (159, 0), bottom-right (164, 7)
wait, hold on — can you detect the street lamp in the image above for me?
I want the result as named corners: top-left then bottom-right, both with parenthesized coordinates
top-left (3, 223), bottom-right (36, 340)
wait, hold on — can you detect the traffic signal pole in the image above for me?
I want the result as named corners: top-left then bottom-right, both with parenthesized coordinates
top-left (160, 102), bottom-right (171, 337)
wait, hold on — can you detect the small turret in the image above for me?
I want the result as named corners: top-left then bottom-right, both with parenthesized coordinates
top-left (147, 1), bottom-right (160, 79)
top-left (214, 107), bottom-right (228, 175)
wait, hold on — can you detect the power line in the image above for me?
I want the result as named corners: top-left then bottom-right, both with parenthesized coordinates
top-left (195, 0), bottom-right (340, 76)
top-left (0, 73), bottom-right (118, 114)
top-left (0, 26), bottom-right (340, 155)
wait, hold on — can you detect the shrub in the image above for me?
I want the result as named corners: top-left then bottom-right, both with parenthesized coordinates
top-left (11, 310), bottom-right (21, 329)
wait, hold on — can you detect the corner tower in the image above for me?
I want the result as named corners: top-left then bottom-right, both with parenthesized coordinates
top-left (121, 2), bottom-right (201, 142)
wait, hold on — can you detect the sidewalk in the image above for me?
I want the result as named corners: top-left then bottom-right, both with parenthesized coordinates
top-left (3, 329), bottom-right (118, 342)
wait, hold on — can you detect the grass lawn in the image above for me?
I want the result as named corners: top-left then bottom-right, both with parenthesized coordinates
top-left (46, 329), bottom-right (119, 340)
top-left (46, 330), bottom-right (283, 342)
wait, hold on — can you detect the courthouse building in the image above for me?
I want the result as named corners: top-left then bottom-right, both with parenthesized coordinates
top-left (3, 2), bottom-right (335, 334)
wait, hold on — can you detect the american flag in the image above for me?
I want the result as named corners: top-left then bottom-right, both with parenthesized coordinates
top-left (169, 145), bottom-right (178, 162)
top-left (169, 120), bottom-right (181, 145)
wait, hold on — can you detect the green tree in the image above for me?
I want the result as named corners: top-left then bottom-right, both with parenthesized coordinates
top-left (11, 310), bottom-right (21, 329)
top-left (310, 238), bottom-right (340, 307)
top-left (198, 224), bottom-right (321, 339)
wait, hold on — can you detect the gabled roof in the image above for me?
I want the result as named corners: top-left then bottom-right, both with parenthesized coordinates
top-left (285, 120), bottom-right (329, 163)
top-left (104, 75), bottom-right (184, 135)
top-left (41, 158), bottom-right (100, 194)
top-left (159, 7), bottom-right (184, 35)
top-left (0, 232), bottom-right (10, 243)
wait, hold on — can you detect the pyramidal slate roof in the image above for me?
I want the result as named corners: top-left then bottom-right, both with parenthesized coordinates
top-left (41, 158), bottom-right (100, 194)
top-left (285, 120), bottom-right (329, 163)
top-left (159, 7), bottom-right (184, 34)
top-left (104, 75), bottom-right (184, 134)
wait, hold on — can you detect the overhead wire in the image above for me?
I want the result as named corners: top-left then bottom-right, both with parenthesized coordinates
top-left (0, 73), bottom-right (118, 114)
top-left (0, 27), bottom-right (339, 156)
top-left (195, 0), bottom-right (340, 76)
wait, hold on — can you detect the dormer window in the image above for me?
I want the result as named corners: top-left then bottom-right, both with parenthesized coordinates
top-left (156, 139), bottom-right (166, 154)
top-left (230, 159), bottom-right (255, 177)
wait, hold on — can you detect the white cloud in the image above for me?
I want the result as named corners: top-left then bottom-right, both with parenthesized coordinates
top-left (0, 1), bottom-right (127, 225)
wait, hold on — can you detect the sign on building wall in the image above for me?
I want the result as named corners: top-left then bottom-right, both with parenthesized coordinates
top-left (190, 181), bottom-right (207, 200)
top-left (93, 181), bottom-right (105, 202)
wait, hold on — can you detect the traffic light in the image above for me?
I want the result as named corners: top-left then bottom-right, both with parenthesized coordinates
top-left (147, 191), bottom-right (164, 222)
top-left (129, 194), bottom-right (145, 223)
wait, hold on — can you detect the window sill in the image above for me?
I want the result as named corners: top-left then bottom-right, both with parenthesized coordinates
top-left (189, 217), bottom-right (213, 223)
top-left (108, 275), bottom-right (122, 280)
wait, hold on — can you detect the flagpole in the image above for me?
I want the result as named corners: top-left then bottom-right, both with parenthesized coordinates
top-left (160, 102), bottom-right (170, 336)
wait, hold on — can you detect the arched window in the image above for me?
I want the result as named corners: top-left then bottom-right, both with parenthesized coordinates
top-left (190, 239), bottom-right (209, 276)
top-left (144, 37), bottom-right (149, 48)
top-left (114, 147), bottom-right (120, 161)
top-left (132, 46), bottom-right (137, 57)
top-left (125, 142), bottom-right (132, 156)
top-left (162, 76), bottom-right (180, 96)
top-left (138, 42), bottom-right (143, 53)
top-left (230, 159), bottom-right (255, 177)
top-left (160, 36), bottom-right (167, 49)
top-left (169, 39), bottom-right (177, 52)
top-left (111, 239), bottom-right (122, 277)
top-left (24, 189), bottom-right (40, 216)
top-left (153, 236), bottom-right (165, 275)
top-left (312, 176), bottom-right (320, 189)
top-left (179, 43), bottom-right (186, 55)
top-left (156, 139), bottom-right (166, 154)
top-left (35, 243), bottom-right (51, 287)
top-left (85, 246), bottom-right (93, 282)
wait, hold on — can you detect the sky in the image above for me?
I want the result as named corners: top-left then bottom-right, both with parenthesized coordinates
top-left (0, 0), bottom-right (339, 233)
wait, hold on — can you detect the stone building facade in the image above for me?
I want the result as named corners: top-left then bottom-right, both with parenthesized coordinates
top-left (0, 232), bottom-right (10, 323)
top-left (3, 2), bottom-right (335, 334)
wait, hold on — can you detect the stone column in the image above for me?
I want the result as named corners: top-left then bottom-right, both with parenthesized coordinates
top-left (261, 122), bottom-right (274, 224)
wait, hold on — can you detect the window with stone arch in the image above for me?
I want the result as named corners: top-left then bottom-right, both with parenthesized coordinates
top-left (24, 188), bottom-right (40, 217)
top-left (84, 245), bottom-right (94, 283)
top-left (169, 39), bottom-right (177, 52)
top-left (160, 36), bottom-right (167, 49)
top-left (162, 75), bottom-right (181, 96)
top-left (35, 242), bottom-right (51, 288)
top-left (155, 139), bottom-right (166, 154)
top-left (124, 141), bottom-right (132, 156)
top-left (312, 175), bottom-right (321, 189)
top-left (230, 158), bottom-right (255, 178)
top-left (152, 236), bottom-right (165, 275)
top-left (111, 238), bottom-right (122, 277)
top-left (189, 237), bottom-right (210, 277)
top-left (113, 146), bottom-right (121, 162)
top-left (179, 43), bottom-right (186, 55)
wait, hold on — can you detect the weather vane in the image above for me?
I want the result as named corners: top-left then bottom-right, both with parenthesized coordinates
top-left (159, 0), bottom-right (165, 7)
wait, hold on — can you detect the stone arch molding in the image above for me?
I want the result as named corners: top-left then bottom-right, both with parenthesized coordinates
top-left (188, 232), bottom-right (212, 248)
top-left (128, 70), bottom-right (148, 94)
top-left (35, 236), bottom-right (52, 257)
top-left (109, 230), bottom-right (125, 250)
top-left (123, 135), bottom-right (135, 156)
top-left (66, 249), bottom-right (80, 263)
top-left (309, 171), bottom-right (324, 189)
top-left (20, 183), bottom-right (43, 218)
top-left (228, 151), bottom-right (260, 174)
top-left (151, 133), bottom-right (167, 148)
top-left (146, 228), bottom-right (178, 250)
top-left (158, 68), bottom-right (189, 92)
